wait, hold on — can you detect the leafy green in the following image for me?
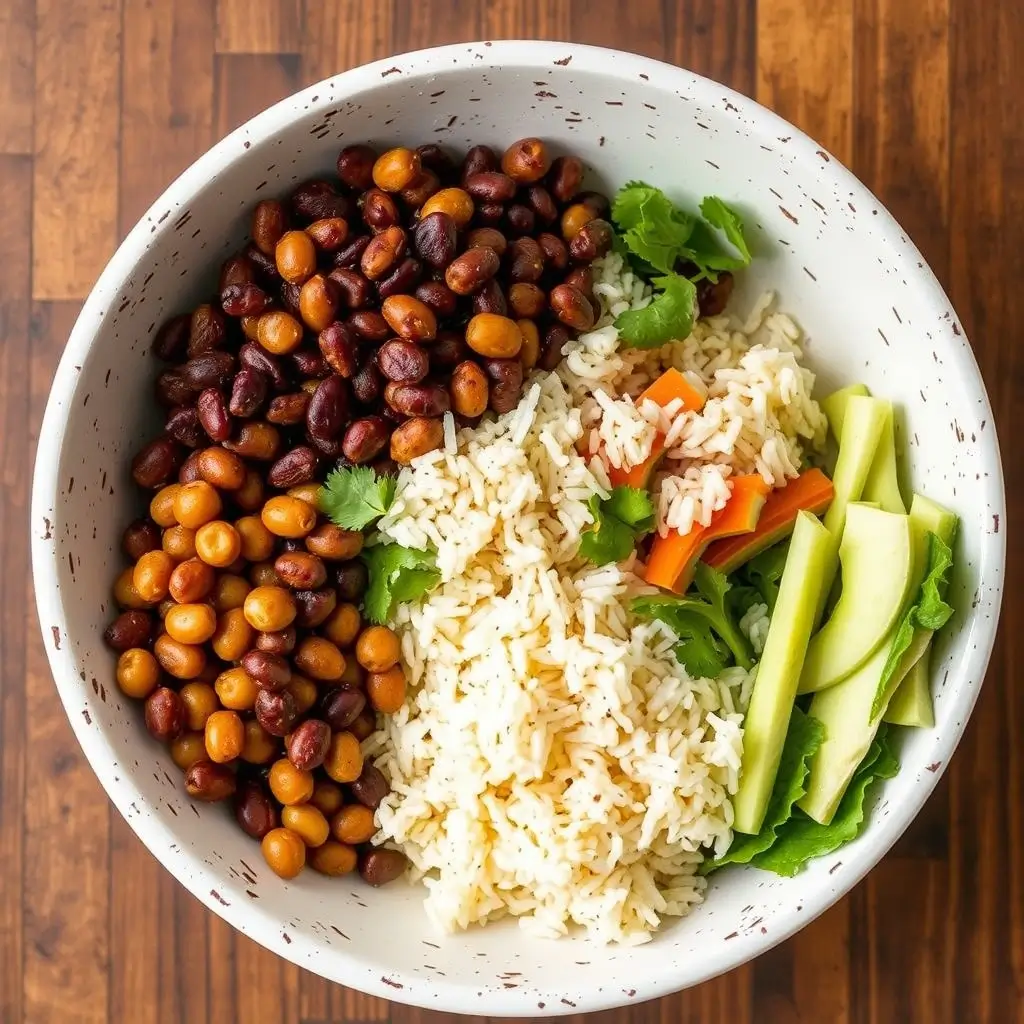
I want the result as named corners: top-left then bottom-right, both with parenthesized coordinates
top-left (702, 708), bottom-right (824, 874)
top-left (871, 532), bottom-right (955, 718)
top-left (578, 486), bottom-right (655, 566)
top-left (319, 466), bottom-right (396, 531)
top-left (747, 726), bottom-right (900, 876)
top-left (699, 197), bottom-right (752, 265)
top-left (361, 543), bottom-right (439, 624)
top-left (614, 275), bottom-right (698, 349)
top-left (632, 563), bottom-right (754, 675)
top-left (743, 541), bottom-right (790, 613)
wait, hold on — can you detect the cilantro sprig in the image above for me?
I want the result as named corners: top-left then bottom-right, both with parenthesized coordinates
top-left (319, 466), bottom-right (396, 531)
top-left (361, 543), bottom-right (440, 625)
top-left (578, 485), bottom-right (656, 566)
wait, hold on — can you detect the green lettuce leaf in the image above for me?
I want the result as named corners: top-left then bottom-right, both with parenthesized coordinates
top-left (702, 707), bottom-right (824, 874)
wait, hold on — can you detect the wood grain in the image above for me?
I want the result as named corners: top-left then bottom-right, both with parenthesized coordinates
top-left (2, 2), bottom-right (1021, 1021)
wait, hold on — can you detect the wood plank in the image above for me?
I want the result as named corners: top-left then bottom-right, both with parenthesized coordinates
top-left (568, 0), bottom-right (667, 59)
top-left (756, 0), bottom-right (854, 163)
top-left (391, 0), bottom-right (483, 51)
top-left (0, 0), bottom-right (34, 154)
top-left (33, 0), bottom-right (122, 300)
top-left (789, 901), bottom-right (850, 1024)
top-left (215, 0), bottom-right (302, 55)
top-left (0, 153), bottom-right (32, 1024)
top-left (120, 0), bottom-right (216, 232)
top-left (483, 0), bottom-right (571, 40)
top-left (666, 0), bottom-right (758, 97)
top-left (214, 54), bottom-right (304, 138)
top-left (24, 300), bottom-right (112, 1024)
top-left (301, 0), bottom-right (395, 85)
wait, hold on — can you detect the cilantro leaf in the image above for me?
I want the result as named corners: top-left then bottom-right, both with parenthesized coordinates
top-left (702, 708), bottom-right (824, 874)
top-left (632, 563), bottom-right (753, 674)
top-left (578, 486), bottom-right (656, 566)
top-left (699, 196), bottom-right (752, 265)
top-left (747, 726), bottom-right (900, 876)
top-left (361, 543), bottom-right (439, 624)
top-left (611, 181), bottom-right (697, 274)
top-left (614, 275), bottom-right (698, 349)
top-left (742, 541), bottom-right (790, 613)
top-left (871, 531), bottom-right (955, 718)
top-left (319, 466), bottom-right (396, 531)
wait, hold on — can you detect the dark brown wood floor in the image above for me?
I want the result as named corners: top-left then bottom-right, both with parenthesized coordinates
top-left (1, 1), bottom-right (1021, 1021)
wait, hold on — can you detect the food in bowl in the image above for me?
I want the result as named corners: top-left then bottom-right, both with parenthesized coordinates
top-left (104, 136), bottom-right (959, 941)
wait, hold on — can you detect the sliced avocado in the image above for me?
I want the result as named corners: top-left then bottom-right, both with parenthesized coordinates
top-left (800, 494), bottom-right (957, 821)
top-left (821, 383), bottom-right (870, 441)
top-left (884, 656), bottom-right (934, 727)
top-left (799, 504), bottom-right (913, 694)
top-left (814, 395), bottom-right (889, 624)
top-left (882, 495), bottom-right (959, 726)
top-left (862, 404), bottom-right (906, 514)
top-left (732, 511), bottom-right (833, 835)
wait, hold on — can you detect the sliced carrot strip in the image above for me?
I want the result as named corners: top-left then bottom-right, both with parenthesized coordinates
top-left (703, 468), bottom-right (834, 574)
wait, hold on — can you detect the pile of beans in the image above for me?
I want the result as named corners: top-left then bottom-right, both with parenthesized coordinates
top-left (105, 137), bottom-right (620, 886)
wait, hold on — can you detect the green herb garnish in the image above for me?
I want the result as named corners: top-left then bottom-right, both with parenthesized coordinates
top-left (614, 275), bottom-right (699, 349)
top-left (319, 466), bottom-right (397, 531)
top-left (578, 485), bottom-right (655, 566)
top-left (361, 543), bottom-right (440, 625)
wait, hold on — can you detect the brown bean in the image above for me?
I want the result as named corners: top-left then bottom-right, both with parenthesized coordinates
top-left (165, 406), bottom-right (203, 448)
top-left (220, 283), bottom-right (269, 319)
top-left (333, 233), bottom-right (371, 270)
top-left (144, 686), bottom-right (185, 741)
top-left (445, 247), bottom-right (500, 296)
top-left (287, 719), bottom-right (332, 771)
top-left (527, 184), bottom-right (558, 225)
top-left (376, 339), bottom-right (428, 384)
top-left (320, 685), bottom-right (366, 731)
top-left (123, 519), bottom-right (161, 560)
top-left (104, 610), bottom-right (154, 651)
top-left (412, 211), bottom-right (457, 269)
top-left (185, 760), bottom-right (237, 802)
top-left (372, 146), bottom-right (421, 192)
top-left (228, 368), bottom-right (268, 418)
top-left (505, 204), bottom-right (535, 236)
top-left (278, 280), bottom-right (302, 317)
top-left (254, 688), bottom-right (298, 737)
top-left (341, 416), bottom-right (389, 465)
top-left (385, 382), bottom-right (450, 418)
top-left (518, 318), bottom-right (541, 370)
top-left (305, 216), bottom-right (349, 252)
top-left (359, 848), bottom-right (406, 886)
top-left (275, 230), bottom-right (317, 284)
top-left (430, 330), bottom-right (469, 370)
top-left (509, 282), bottom-right (546, 319)
top-left (252, 199), bottom-right (287, 255)
top-left (569, 218), bottom-right (613, 262)
top-left (327, 267), bottom-right (372, 310)
top-left (337, 144), bottom-right (377, 190)
top-left (399, 169), bottom-right (440, 209)
top-left (461, 144), bottom-right (498, 181)
top-left (350, 764), bottom-right (390, 810)
top-left (564, 266), bottom-right (597, 306)
top-left (347, 310), bottom-right (391, 343)
top-left (182, 350), bottom-right (235, 390)
top-left (361, 188), bottom-right (400, 233)
top-left (420, 187), bottom-right (474, 228)
top-left (507, 237), bottom-right (545, 284)
top-left (224, 421), bottom-right (281, 461)
top-left (291, 346), bottom-right (330, 380)
top-left (547, 155), bottom-right (583, 203)
top-left (390, 416), bottom-right (444, 464)
top-left (475, 202), bottom-right (505, 226)
top-left (196, 388), bottom-right (232, 443)
top-left (381, 295), bottom-right (437, 342)
top-left (449, 361), bottom-right (489, 417)
top-left (187, 304), bottom-right (227, 358)
top-left (465, 170), bottom-right (516, 202)
top-left (298, 273), bottom-right (340, 332)
top-left (305, 523), bottom-right (364, 561)
top-left (267, 446), bottom-right (317, 489)
top-left (168, 558), bottom-right (216, 604)
top-left (306, 375), bottom-right (350, 441)
top-left (131, 438), bottom-right (181, 489)
top-left (376, 257), bottom-right (423, 300)
top-left (290, 179), bottom-right (351, 223)
top-left (350, 362), bottom-right (383, 405)
top-left (153, 314), bottom-right (190, 361)
top-left (538, 232), bottom-right (569, 272)
top-left (255, 626), bottom-right (296, 656)
top-left (414, 280), bottom-right (458, 318)
top-left (177, 450), bottom-right (204, 485)
top-left (696, 272), bottom-right (735, 317)
top-left (549, 283), bottom-right (596, 331)
top-left (274, 551), bottom-right (328, 590)
top-left (239, 341), bottom-right (287, 390)
top-left (313, 324), bottom-right (355, 381)
top-left (234, 781), bottom-right (279, 839)
top-left (561, 201), bottom-right (595, 241)
top-left (155, 369), bottom-right (193, 408)
top-left (244, 241), bottom-right (280, 282)
top-left (349, 706), bottom-right (376, 741)
top-left (501, 137), bottom-right (550, 183)
top-left (240, 649), bottom-right (293, 691)
top-left (465, 313), bottom-right (522, 358)
top-left (294, 587), bottom-right (338, 629)
top-left (416, 143), bottom-right (455, 177)
top-left (483, 357), bottom-right (525, 414)
top-left (266, 392), bottom-right (310, 427)
top-left (578, 190), bottom-right (610, 217)
top-left (360, 225), bottom-right (406, 280)
top-left (334, 562), bottom-right (368, 602)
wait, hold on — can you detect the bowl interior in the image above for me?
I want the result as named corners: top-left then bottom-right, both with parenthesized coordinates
top-left (32, 41), bottom-right (1003, 1016)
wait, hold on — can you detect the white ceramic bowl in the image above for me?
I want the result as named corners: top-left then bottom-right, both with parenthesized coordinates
top-left (32, 40), bottom-right (1004, 1016)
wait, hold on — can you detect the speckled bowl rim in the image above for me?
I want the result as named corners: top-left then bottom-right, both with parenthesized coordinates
top-left (32, 40), bottom-right (1005, 1016)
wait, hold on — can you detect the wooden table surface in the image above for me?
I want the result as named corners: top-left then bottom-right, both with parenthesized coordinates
top-left (1, 1), bottom-right (1020, 1022)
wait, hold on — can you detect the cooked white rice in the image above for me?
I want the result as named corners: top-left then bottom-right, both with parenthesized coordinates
top-left (369, 253), bottom-right (824, 943)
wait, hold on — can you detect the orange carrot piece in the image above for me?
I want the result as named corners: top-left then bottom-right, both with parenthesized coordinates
top-left (703, 468), bottom-right (834, 574)
top-left (643, 475), bottom-right (771, 593)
